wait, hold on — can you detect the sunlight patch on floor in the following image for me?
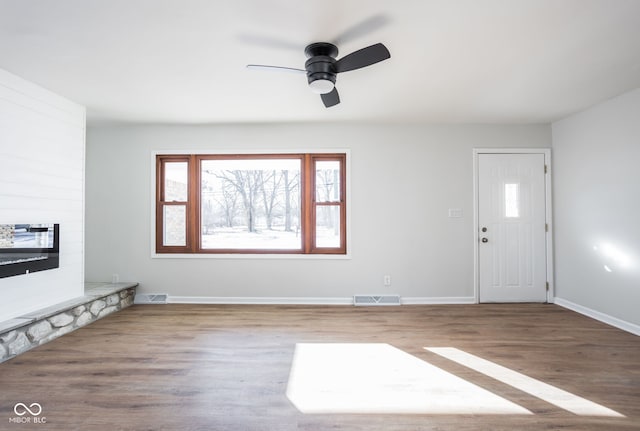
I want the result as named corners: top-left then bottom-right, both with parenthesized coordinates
top-left (426, 347), bottom-right (624, 417)
top-left (286, 343), bottom-right (532, 414)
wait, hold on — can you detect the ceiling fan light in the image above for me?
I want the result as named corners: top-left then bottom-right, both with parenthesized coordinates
top-left (309, 79), bottom-right (335, 94)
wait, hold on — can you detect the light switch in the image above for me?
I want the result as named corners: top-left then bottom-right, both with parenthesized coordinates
top-left (448, 208), bottom-right (463, 218)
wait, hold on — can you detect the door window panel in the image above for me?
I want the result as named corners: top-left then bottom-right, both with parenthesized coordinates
top-left (504, 183), bottom-right (520, 218)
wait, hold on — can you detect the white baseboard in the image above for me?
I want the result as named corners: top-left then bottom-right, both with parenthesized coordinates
top-left (402, 296), bottom-right (476, 305)
top-left (553, 297), bottom-right (640, 336)
top-left (168, 296), bottom-right (353, 305)
top-left (167, 296), bottom-right (477, 306)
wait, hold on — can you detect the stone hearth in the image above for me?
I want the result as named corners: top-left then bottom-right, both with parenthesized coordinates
top-left (0, 282), bottom-right (138, 363)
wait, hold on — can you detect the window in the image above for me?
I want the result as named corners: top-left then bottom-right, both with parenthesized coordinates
top-left (504, 183), bottom-right (520, 218)
top-left (156, 153), bottom-right (346, 254)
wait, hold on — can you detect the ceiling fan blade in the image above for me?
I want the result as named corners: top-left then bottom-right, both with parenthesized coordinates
top-left (246, 64), bottom-right (306, 74)
top-left (335, 43), bottom-right (390, 73)
top-left (321, 88), bottom-right (340, 108)
top-left (237, 33), bottom-right (303, 51)
top-left (331, 14), bottom-right (391, 46)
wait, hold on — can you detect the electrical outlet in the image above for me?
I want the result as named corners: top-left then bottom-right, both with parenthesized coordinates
top-left (383, 275), bottom-right (391, 286)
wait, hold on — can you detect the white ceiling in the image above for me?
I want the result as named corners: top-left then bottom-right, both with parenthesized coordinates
top-left (1, 0), bottom-right (639, 125)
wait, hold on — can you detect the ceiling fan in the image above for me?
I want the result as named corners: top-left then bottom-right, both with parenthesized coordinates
top-left (246, 33), bottom-right (390, 108)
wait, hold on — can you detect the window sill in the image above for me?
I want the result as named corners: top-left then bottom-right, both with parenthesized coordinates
top-left (151, 252), bottom-right (352, 260)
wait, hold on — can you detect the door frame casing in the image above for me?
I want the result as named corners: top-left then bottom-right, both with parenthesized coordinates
top-left (472, 148), bottom-right (554, 303)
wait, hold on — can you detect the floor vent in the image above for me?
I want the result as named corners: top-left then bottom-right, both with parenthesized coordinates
top-left (353, 295), bottom-right (401, 306)
top-left (134, 294), bottom-right (168, 304)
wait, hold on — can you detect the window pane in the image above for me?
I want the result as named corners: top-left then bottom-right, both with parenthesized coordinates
top-left (200, 158), bottom-right (302, 250)
top-left (316, 205), bottom-right (340, 248)
top-left (505, 183), bottom-right (520, 218)
top-left (163, 205), bottom-right (186, 246)
top-left (164, 162), bottom-right (188, 201)
top-left (316, 161), bottom-right (341, 203)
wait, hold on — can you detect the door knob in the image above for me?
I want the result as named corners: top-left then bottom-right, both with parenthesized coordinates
top-left (481, 238), bottom-right (488, 243)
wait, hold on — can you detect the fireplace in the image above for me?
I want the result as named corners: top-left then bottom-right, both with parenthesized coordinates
top-left (0, 224), bottom-right (60, 279)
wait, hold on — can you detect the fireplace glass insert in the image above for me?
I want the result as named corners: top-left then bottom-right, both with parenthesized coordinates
top-left (0, 224), bottom-right (60, 279)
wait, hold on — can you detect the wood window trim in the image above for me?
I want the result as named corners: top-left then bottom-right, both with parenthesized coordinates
top-left (156, 155), bottom-right (194, 253)
top-left (155, 153), bottom-right (347, 255)
top-left (309, 154), bottom-right (347, 254)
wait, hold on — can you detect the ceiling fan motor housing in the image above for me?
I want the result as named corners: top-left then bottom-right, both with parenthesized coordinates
top-left (304, 43), bottom-right (338, 92)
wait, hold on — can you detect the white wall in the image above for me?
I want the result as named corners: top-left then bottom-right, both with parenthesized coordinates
top-left (0, 69), bottom-right (86, 321)
top-left (552, 89), bottom-right (640, 329)
top-left (86, 123), bottom-right (549, 302)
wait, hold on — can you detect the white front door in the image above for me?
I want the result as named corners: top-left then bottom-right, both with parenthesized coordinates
top-left (478, 153), bottom-right (548, 302)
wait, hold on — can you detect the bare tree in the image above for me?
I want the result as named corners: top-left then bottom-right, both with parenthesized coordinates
top-left (220, 170), bottom-right (263, 233)
top-left (283, 170), bottom-right (299, 232)
top-left (218, 181), bottom-right (239, 228)
top-left (259, 170), bottom-right (284, 230)
top-left (204, 163), bottom-right (301, 236)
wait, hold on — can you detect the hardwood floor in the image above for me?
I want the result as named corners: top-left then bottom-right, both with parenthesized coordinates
top-left (1, 304), bottom-right (639, 430)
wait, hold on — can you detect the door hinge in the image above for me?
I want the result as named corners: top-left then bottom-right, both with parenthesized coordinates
top-left (546, 282), bottom-right (549, 291)
top-left (544, 164), bottom-right (548, 174)
top-left (545, 223), bottom-right (549, 232)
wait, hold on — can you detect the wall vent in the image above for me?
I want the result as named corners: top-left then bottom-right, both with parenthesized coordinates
top-left (134, 294), bottom-right (168, 304)
top-left (353, 295), bottom-right (401, 306)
